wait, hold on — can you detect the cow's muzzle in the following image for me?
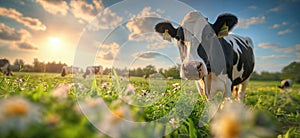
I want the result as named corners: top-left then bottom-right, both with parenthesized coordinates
top-left (182, 62), bottom-right (205, 80)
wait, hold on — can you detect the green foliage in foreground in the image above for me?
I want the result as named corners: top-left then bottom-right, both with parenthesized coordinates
top-left (0, 72), bottom-right (299, 138)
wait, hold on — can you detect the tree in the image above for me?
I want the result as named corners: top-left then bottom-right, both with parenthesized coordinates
top-left (164, 66), bottom-right (180, 79)
top-left (282, 61), bottom-right (300, 83)
top-left (142, 65), bottom-right (156, 76)
top-left (13, 59), bottom-right (25, 66)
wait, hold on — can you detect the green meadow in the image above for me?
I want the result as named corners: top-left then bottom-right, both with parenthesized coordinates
top-left (0, 72), bottom-right (299, 138)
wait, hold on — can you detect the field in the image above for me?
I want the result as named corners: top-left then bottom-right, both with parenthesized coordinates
top-left (0, 72), bottom-right (299, 138)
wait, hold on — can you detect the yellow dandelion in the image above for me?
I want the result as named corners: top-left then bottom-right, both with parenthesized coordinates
top-left (75, 98), bottom-right (105, 115)
top-left (218, 115), bottom-right (241, 138)
top-left (0, 97), bottom-right (40, 132)
top-left (210, 102), bottom-right (250, 138)
top-left (110, 108), bottom-right (125, 123)
top-left (3, 98), bottom-right (29, 117)
top-left (44, 114), bottom-right (60, 127)
top-left (97, 105), bottom-right (133, 138)
top-left (210, 102), bottom-right (273, 138)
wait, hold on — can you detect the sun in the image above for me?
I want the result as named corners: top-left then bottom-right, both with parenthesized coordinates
top-left (49, 37), bottom-right (62, 50)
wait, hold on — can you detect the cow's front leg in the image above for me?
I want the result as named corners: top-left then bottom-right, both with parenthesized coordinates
top-left (195, 79), bottom-right (205, 95)
top-left (237, 78), bottom-right (249, 102)
top-left (223, 78), bottom-right (232, 101)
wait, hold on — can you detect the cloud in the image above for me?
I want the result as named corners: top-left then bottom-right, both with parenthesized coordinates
top-left (97, 42), bottom-right (119, 60)
top-left (0, 7), bottom-right (46, 31)
top-left (146, 41), bottom-right (169, 50)
top-left (0, 23), bottom-right (38, 50)
top-left (258, 42), bottom-right (294, 53)
top-left (126, 7), bottom-right (164, 41)
top-left (269, 6), bottom-right (281, 12)
top-left (269, 22), bottom-right (287, 29)
top-left (257, 42), bottom-right (277, 49)
top-left (87, 8), bottom-right (123, 30)
top-left (0, 23), bottom-right (30, 41)
top-left (259, 55), bottom-right (292, 59)
top-left (296, 44), bottom-right (300, 58)
top-left (70, 0), bottom-right (104, 23)
top-left (14, 41), bottom-right (38, 50)
top-left (236, 16), bottom-right (266, 29)
top-left (132, 51), bottom-right (162, 60)
top-left (248, 6), bottom-right (257, 10)
top-left (36, 0), bottom-right (69, 15)
top-left (277, 29), bottom-right (292, 35)
top-left (255, 63), bottom-right (286, 73)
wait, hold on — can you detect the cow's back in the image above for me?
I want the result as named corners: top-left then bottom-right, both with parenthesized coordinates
top-left (223, 34), bottom-right (255, 86)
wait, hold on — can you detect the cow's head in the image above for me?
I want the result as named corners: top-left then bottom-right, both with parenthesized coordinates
top-left (155, 12), bottom-right (216, 80)
top-left (155, 12), bottom-right (237, 80)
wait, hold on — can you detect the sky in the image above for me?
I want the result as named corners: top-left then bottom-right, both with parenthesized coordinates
top-left (0, 0), bottom-right (299, 72)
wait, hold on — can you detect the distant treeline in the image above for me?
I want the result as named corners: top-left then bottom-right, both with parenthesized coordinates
top-left (109, 65), bottom-right (181, 79)
top-left (251, 62), bottom-right (300, 83)
top-left (7, 58), bottom-right (300, 83)
top-left (10, 58), bottom-right (67, 73)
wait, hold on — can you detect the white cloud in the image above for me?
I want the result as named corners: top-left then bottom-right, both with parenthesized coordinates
top-left (269, 6), bottom-right (281, 12)
top-left (257, 42), bottom-right (277, 49)
top-left (236, 16), bottom-right (266, 29)
top-left (146, 41), bottom-right (169, 50)
top-left (126, 7), bottom-right (164, 41)
top-left (248, 6), bottom-right (257, 10)
top-left (132, 51), bottom-right (162, 60)
top-left (0, 23), bottom-right (30, 41)
top-left (0, 7), bottom-right (46, 31)
top-left (296, 44), bottom-right (300, 58)
top-left (97, 42), bottom-right (120, 60)
top-left (258, 42), bottom-right (294, 53)
top-left (271, 24), bottom-right (280, 29)
top-left (255, 63), bottom-right (286, 73)
top-left (269, 22), bottom-right (287, 29)
top-left (87, 8), bottom-right (123, 30)
top-left (277, 29), bottom-right (292, 35)
top-left (70, 0), bottom-right (104, 23)
top-left (259, 55), bottom-right (292, 59)
top-left (13, 41), bottom-right (38, 50)
top-left (0, 23), bottom-right (38, 50)
top-left (36, 0), bottom-right (69, 15)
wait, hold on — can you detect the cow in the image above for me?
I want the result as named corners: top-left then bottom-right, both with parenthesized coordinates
top-left (278, 79), bottom-right (292, 89)
top-left (155, 11), bottom-right (254, 102)
top-left (83, 65), bottom-right (103, 78)
top-left (61, 66), bottom-right (80, 77)
top-left (0, 59), bottom-right (13, 76)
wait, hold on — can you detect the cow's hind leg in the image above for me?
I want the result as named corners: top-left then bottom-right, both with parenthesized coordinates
top-left (237, 78), bottom-right (249, 102)
top-left (232, 85), bottom-right (239, 99)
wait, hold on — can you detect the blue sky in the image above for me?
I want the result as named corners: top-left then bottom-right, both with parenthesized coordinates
top-left (0, 0), bottom-right (299, 72)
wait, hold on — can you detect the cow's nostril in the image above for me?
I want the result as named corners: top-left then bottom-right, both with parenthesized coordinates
top-left (197, 63), bottom-right (202, 70)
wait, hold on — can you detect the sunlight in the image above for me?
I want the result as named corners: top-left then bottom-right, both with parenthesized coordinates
top-left (48, 37), bottom-right (62, 50)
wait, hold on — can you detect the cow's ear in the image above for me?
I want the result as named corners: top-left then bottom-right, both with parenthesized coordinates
top-left (212, 13), bottom-right (238, 35)
top-left (154, 22), bottom-right (177, 37)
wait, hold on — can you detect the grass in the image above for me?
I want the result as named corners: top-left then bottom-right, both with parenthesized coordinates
top-left (0, 72), bottom-right (299, 138)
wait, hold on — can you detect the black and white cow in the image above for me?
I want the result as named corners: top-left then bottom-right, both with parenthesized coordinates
top-left (0, 59), bottom-right (13, 76)
top-left (155, 12), bottom-right (254, 101)
top-left (278, 79), bottom-right (292, 89)
top-left (61, 66), bottom-right (80, 77)
top-left (83, 65), bottom-right (103, 78)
